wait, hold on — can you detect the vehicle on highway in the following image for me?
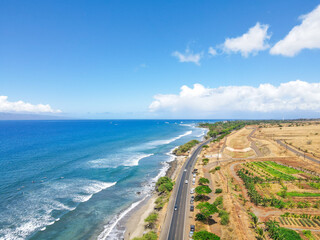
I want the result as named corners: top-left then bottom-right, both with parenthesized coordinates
top-left (174, 205), bottom-right (178, 211)
top-left (190, 205), bottom-right (194, 211)
top-left (190, 225), bottom-right (195, 232)
top-left (185, 180), bottom-right (188, 184)
top-left (184, 169), bottom-right (187, 172)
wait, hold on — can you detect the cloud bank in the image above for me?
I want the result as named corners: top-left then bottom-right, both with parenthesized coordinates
top-left (222, 22), bottom-right (271, 57)
top-left (270, 5), bottom-right (320, 57)
top-left (149, 80), bottom-right (320, 116)
top-left (0, 96), bottom-right (61, 113)
top-left (172, 48), bottom-right (202, 65)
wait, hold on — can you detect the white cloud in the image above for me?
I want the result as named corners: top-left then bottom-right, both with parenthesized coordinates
top-left (222, 22), bottom-right (271, 57)
top-left (0, 96), bottom-right (61, 113)
top-left (208, 47), bottom-right (217, 56)
top-left (270, 5), bottom-right (320, 56)
top-left (172, 48), bottom-right (202, 65)
top-left (149, 80), bottom-right (320, 116)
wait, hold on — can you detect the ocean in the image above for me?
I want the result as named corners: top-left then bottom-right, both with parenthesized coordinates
top-left (0, 120), bottom-right (210, 240)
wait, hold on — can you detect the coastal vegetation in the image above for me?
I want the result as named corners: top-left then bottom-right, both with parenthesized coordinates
top-left (156, 176), bottom-right (174, 194)
top-left (199, 121), bottom-right (246, 139)
top-left (141, 176), bottom-right (175, 238)
top-left (173, 139), bottom-right (199, 155)
top-left (132, 231), bottom-right (158, 240)
top-left (144, 213), bottom-right (158, 229)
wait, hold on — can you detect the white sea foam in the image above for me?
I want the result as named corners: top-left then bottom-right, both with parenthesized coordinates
top-left (88, 153), bottom-right (154, 168)
top-left (124, 153), bottom-right (154, 166)
top-left (147, 130), bottom-right (192, 146)
top-left (97, 196), bottom-right (148, 240)
top-left (0, 179), bottom-right (116, 240)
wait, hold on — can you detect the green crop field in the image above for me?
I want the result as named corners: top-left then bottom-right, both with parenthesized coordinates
top-left (309, 182), bottom-right (320, 189)
top-left (264, 161), bottom-right (302, 174)
top-left (252, 162), bottom-right (296, 181)
top-left (283, 192), bottom-right (320, 197)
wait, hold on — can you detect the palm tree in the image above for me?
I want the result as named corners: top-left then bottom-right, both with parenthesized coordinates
top-left (255, 227), bottom-right (265, 240)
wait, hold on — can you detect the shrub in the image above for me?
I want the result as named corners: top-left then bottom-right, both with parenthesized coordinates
top-left (132, 231), bottom-right (158, 240)
top-left (215, 188), bottom-right (222, 194)
top-left (219, 210), bottom-right (229, 225)
top-left (202, 158), bottom-right (209, 165)
top-left (144, 213), bottom-right (158, 228)
top-left (213, 196), bottom-right (223, 207)
top-left (193, 231), bottom-right (220, 240)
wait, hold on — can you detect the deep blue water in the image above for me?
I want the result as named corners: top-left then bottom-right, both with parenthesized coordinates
top-left (0, 120), bottom-right (210, 240)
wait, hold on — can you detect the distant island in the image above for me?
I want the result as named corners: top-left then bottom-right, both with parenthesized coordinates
top-left (0, 112), bottom-right (67, 120)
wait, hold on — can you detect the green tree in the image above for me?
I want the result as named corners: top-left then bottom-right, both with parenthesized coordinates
top-left (193, 230), bottom-right (220, 240)
top-left (196, 202), bottom-right (218, 220)
top-left (199, 177), bottom-right (210, 185)
top-left (196, 213), bottom-right (206, 221)
top-left (195, 185), bottom-right (212, 195)
top-left (156, 176), bottom-right (173, 194)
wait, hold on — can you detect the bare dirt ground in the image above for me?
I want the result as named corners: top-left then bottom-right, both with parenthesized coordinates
top-left (257, 122), bottom-right (320, 159)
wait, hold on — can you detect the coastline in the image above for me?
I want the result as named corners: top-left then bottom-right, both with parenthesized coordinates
top-left (101, 126), bottom-right (208, 240)
top-left (123, 157), bottom-right (185, 239)
top-left (123, 127), bottom-right (208, 239)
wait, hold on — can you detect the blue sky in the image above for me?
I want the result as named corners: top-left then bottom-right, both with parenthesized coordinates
top-left (1, 0), bottom-right (320, 119)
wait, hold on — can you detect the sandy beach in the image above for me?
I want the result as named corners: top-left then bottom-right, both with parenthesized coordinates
top-left (124, 156), bottom-right (186, 239)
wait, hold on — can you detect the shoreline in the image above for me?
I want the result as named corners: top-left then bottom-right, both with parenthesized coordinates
top-left (101, 126), bottom-right (208, 240)
top-left (123, 159), bottom-right (179, 239)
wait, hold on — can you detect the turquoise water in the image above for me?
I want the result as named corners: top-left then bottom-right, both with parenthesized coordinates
top-left (0, 120), bottom-right (209, 240)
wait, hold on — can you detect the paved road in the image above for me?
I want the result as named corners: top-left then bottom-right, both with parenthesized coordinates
top-left (167, 138), bottom-right (212, 240)
top-left (276, 139), bottom-right (320, 164)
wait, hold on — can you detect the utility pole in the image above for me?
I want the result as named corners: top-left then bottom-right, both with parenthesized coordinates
top-left (217, 139), bottom-right (220, 165)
